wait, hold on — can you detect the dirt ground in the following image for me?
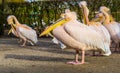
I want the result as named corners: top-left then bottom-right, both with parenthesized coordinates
top-left (0, 37), bottom-right (120, 73)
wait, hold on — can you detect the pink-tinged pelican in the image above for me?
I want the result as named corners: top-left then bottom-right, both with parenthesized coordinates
top-left (79, 1), bottom-right (111, 55)
top-left (7, 15), bottom-right (38, 46)
top-left (95, 7), bottom-right (120, 52)
top-left (40, 9), bottom-right (111, 65)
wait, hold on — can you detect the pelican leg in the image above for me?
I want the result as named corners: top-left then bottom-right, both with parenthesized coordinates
top-left (92, 50), bottom-right (102, 56)
top-left (67, 50), bottom-right (85, 65)
top-left (21, 39), bottom-right (26, 46)
top-left (81, 50), bottom-right (85, 64)
top-left (110, 40), bottom-right (114, 48)
top-left (114, 44), bottom-right (119, 53)
top-left (118, 43), bottom-right (120, 53)
top-left (92, 51), bottom-right (96, 56)
top-left (114, 44), bottom-right (117, 52)
top-left (117, 43), bottom-right (120, 53)
top-left (20, 37), bottom-right (27, 47)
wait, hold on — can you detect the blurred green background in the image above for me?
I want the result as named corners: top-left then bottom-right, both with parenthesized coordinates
top-left (0, 0), bottom-right (120, 36)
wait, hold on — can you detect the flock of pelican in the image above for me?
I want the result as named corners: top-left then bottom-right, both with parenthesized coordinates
top-left (7, 1), bottom-right (120, 65)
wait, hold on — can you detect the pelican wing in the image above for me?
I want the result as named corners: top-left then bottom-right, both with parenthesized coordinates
top-left (17, 25), bottom-right (38, 43)
top-left (98, 25), bottom-right (110, 43)
top-left (52, 21), bottom-right (111, 55)
top-left (89, 23), bottom-right (110, 44)
top-left (116, 22), bottom-right (120, 39)
top-left (67, 20), bottom-right (110, 53)
top-left (104, 23), bottom-right (120, 43)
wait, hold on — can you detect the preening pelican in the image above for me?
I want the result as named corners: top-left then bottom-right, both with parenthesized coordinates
top-left (7, 15), bottom-right (38, 46)
top-left (79, 1), bottom-right (111, 55)
top-left (40, 9), bottom-right (111, 65)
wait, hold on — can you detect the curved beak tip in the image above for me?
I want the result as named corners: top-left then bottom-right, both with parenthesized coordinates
top-left (39, 34), bottom-right (42, 37)
top-left (8, 29), bottom-right (12, 35)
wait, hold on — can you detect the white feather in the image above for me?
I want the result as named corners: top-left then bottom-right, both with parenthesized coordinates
top-left (64, 20), bottom-right (111, 55)
top-left (79, 1), bottom-right (87, 7)
top-left (16, 24), bottom-right (38, 44)
top-left (104, 22), bottom-right (120, 43)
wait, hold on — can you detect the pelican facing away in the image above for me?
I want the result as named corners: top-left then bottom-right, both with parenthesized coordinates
top-left (7, 15), bottom-right (38, 46)
top-left (40, 9), bottom-right (111, 65)
top-left (79, 1), bottom-right (111, 55)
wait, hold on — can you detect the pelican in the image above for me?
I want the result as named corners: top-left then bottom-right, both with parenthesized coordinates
top-left (7, 15), bottom-right (38, 46)
top-left (40, 9), bottom-right (111, 65)
top-left (95, 7), bottom-right (120, 52)
top-left (79, 1), bottom-right (111, 55)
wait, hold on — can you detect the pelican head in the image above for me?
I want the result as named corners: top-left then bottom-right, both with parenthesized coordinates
top-left (100, 6), bottom-right (110, 12)
top-left (40, 9), bottom-right (75, 37)
top-left (79, 1), bottom-right (89, 24)
top-left (60, 9), bottom-right (77, 21)
top-left (7, 15), bottom-right (14, 25)
top-left (65, 9), bottom-right (71, 13)
top-left (94, 12), bottom-right (107, 23)
top-left (64, 9), bottom-right (77, 21)
top-left (60, 9), bottom-right (71, 19)
top-left (60, 13), bottom-right (65, 18)
top-left (95, 12), bottom-right (104, 18)
top-left (79, 1), bottom-right (87, 8)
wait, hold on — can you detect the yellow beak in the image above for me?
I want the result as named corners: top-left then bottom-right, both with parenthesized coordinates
top-left (8, 24), bottom-right (16, 35)
top-left (91, 17), bottom-right (101, 22)
top-left (8, 28), bottom-right (13, 35)
top-left (81, 6), bottom-right (87, 24)
top-left (40, 19), bottom-right (69, 37)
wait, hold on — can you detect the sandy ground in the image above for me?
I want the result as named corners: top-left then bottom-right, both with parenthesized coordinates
top-left (0, 37), bottom-right (120, 73)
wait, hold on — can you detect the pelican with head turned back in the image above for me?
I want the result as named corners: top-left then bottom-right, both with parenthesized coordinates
top-left (79, 1), bottom-right (111, 55)
top-left (40, 9), bottom-right (111, 65)
top-left (7, 15), bottom-right (38, 46)
top-left (95, 7), bottom-right (120, 52)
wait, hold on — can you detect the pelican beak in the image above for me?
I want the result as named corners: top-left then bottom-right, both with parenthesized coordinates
top-left (81, 5), bottom-right (87, 24)
top-left (91, 17), bottom-right (101, 22)
top-left (39, 18), bottom-right (69, 37)
top-left (8, 28), bottom-right (12, 35)
top-left (8, 24), bottom-right (16, 35)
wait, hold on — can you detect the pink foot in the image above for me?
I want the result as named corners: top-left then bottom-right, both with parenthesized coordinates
top-left (66, 61), bottom-right (85, 65)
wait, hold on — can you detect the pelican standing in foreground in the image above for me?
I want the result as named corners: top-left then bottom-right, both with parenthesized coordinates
top-left (40, 9), bottom-right (111, 65)
top-left (79, 1), bottom-right (111, 55)
top-left (7, 15), bottom-right (38, 46)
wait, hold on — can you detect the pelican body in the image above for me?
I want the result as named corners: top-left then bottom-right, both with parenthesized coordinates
top-left (40, 9), bottom-right (111, 65)
top-left (7, 15), bottom-right (38, 46)
top-left (96, 7), bottom-right (120, 52)
top-left (79, 1), bottom-right (111, 55)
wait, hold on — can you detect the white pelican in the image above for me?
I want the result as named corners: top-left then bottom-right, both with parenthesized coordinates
top-left (95, 7), bottom-right (120, 52)
top-left (79, 1), bottom-right (111, 55)
top-left (40, 9), bottom-right (111, 65)
top-left (7, 15), bottom-right (38, 46)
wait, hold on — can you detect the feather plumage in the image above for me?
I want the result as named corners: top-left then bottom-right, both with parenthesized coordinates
top-left (7, 15), bottom-right (38, 46)
top-left (17, 25), bottom-right (37, 44)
